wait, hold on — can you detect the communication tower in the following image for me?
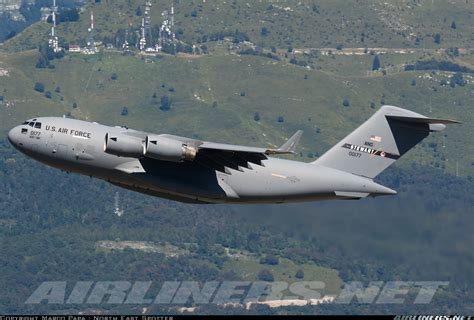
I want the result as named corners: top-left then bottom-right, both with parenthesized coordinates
top-left (157, 5), bottom-right (176, 51)
top-left (48, 0), bottom-right (61, 53)
top-left (123, 20), bottom-right (132, 52)
top-left (139, 1), bottom-right (155, 52)
top-left (86, 11), bottom-right (97, 54)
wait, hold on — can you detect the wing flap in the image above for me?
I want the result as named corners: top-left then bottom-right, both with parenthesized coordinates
top-left (196, 149), bottom-right (267, 173)
top-left (194, 130), bottom-right (302, 173)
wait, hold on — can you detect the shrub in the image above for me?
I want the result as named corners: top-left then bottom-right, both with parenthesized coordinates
top-left (260, 255), bottom-right (279, 265)
top-left (295, 269), bottom-right (305, 279)
top-left (254, 112), bottom-right (261, 122)
top-left (450, 72), bottom-right (466, 87)
top-left (404, 60), bottom-right (474, 73)
top-left (34, 82), bottom-right (45, 93)
top-left (257, 269), bottom-right (274, 282)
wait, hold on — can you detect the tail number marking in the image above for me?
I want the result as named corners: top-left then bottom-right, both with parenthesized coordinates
top-left (348, 151), bottom-right (362, 158)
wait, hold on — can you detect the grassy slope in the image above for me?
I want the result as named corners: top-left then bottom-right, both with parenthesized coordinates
top-left (223, 258), bottom-right (342, 296)
top-left (3, 0), bottom-right (474, 51)
top-left (0, 50), bottom-right (472, 175)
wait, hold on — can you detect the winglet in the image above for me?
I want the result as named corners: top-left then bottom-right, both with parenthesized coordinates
top-left (266, 130), bottom-right (303, 154)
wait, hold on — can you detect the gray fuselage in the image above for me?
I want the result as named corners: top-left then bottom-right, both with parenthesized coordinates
top-left (7, 117), bottom-right (395, 204)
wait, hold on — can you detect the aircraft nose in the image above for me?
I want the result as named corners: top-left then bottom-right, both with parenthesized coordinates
top-left (7, 126), bottom-right (18, 146)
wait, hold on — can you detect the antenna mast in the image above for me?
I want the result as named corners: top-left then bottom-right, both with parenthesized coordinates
top-left (86, 11), bottom-right (97, 54)
top-left (48, 0), bottom-right (61, 52)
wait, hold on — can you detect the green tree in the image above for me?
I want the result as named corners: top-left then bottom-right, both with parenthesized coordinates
top-left (372, 55), bottom-right (380, 71)
top-left (160, 96), bottom-right (172, 111)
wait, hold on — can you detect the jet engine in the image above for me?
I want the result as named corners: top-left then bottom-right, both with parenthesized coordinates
top-left (143, 135), bottom-right (196, 162)
top-left (104, 133), bottom-right (144, 157)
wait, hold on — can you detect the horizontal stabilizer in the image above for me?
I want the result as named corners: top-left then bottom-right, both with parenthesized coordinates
top-left (386, 115), bottom-right (461, 124)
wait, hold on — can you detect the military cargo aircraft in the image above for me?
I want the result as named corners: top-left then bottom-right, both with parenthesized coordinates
top-left (7, 105), bottom-right (458, 204)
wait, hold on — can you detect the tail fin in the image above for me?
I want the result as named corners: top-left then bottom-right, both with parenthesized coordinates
top-left (313, 105), bottom-right (460, 179)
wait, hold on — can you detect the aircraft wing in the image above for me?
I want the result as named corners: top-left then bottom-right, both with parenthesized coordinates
top-left (196, 130), bottom-right (303, 173)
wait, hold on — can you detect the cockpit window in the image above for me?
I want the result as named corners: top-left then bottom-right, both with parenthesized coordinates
top-left (34, 122), bottom-right (42, 129)
top-left (28, 122), bottom-right (34, 127)
top-left (22, 121), bottom-right (28, 125)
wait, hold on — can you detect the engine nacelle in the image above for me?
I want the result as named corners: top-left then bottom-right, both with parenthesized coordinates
top-left (143, 135), bottom-right (196, 162)
top-left (104, 132), bottom-right (144, 157)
